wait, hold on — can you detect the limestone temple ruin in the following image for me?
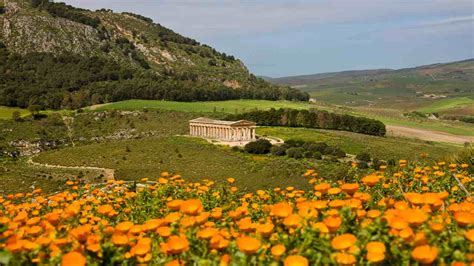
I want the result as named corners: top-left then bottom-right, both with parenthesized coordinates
top-left (189, 117), bottom-right (257, 142)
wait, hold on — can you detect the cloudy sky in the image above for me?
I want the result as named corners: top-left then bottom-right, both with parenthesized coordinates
top-left (64, 0), bottom-right (473, 77)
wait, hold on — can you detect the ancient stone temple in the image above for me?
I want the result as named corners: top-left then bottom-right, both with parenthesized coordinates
top-left (189, 117), bottom-right (257, 141)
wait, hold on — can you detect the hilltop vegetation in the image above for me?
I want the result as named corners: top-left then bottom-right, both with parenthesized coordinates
top-left (0, 0), bottom-right (308, 110)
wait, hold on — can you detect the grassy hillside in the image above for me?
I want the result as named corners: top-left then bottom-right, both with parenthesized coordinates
top-left (257, 127), bottom-right (461, 160)
top-left (269, 59), bottom-right (474, 111)
top-left (90, 100), bottom-right (474, 137)
top-left (91, 99), bottom-right (314, 113)
top-left (417, 97), bottom-right (474, 114)
top-left (0, 106), bottom-right (30, 119)
top-left (0, 0), bottom-right (308, 110)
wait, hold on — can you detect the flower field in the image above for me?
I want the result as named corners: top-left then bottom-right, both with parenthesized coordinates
top-left (0, 161), bottom-right (473, 265)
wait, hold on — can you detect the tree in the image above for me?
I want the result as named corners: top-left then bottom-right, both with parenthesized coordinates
top-left (244, 139), bottom-right (272, 154)
top-left (27, 104), bottom-right (42, 119)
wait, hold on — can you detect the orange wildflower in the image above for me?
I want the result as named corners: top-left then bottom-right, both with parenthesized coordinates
top-left (284, 255), bottom-right (309, 266)
top-left (331, 234), bottom-right (357, 250)
top-left (61, 251), bottom-right (86, 266)
top-left (411, 245), bottom-right (438, 264)
top-left (236, 236), bottom-right (261, 254)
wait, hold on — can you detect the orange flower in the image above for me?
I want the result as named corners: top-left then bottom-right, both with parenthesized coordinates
top-left (340, 183), bottom-right (359, 195)
top-left (335, 252), bottom-right (356, 265)
top-left (362, 175), bottom-right (381, 187)
top-left (454, 211), bottom-right (473, 226)
top-left (411, 245), bottom-right (438, 265)
top-left (323, 215), bottom-right (342, 232)
top-left (210, 234), bottom-right (229, 250)
top-left (197, 227), bottom-right (218, 240)
top-left (166, 235), bottom-right (189, 254)
top-left (167, 200), bottom-right (183, 211)
top-left (331, 234), bottom-right (357, 250)
top-left (271, 244), bottom-right (286, 257)
top-left (284, 255), bottom-right (309, 266)
top-left (115, 221), bottom-right (134, 233)
top-left (465, 229), bottom-right (474, 242)
top-left (156, 226), bottom-right (172, 238)
top-left (366, 252), bottom-right (385, 263)
top-left (61, 251), bottom-right (86, 266)
top-left (236, 236), bottom-right (261, 254)
top-left (313, 183), bottom-right (331, 193)
top-left (271, 202), bottom-right (293, 218)
top-left (366, 241), bottom-right (386, 254)
top-left (180, 199), bottom-right (203, 215)
top-left (256, 223), bottom-right (274, 237)
top-left (283, 214), bottom-right (302, 228)
top-left (112, 233), bottom-right (128, 246)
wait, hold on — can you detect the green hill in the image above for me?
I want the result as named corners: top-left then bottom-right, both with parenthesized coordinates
top-left (0, 0), bottom-right (308, 110)
top-left (268, 59), bottom-right (474, 111)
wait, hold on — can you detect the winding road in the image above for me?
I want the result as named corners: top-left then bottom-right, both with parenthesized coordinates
top-left (28, 155), bottom-right (115, 181)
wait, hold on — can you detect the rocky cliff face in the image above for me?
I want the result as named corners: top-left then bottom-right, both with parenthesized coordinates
top-left (0, 0), bottom-right (253, 87)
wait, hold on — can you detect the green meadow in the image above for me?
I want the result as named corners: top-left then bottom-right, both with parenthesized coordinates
top-left (417, 97), bottom-right (474, 114)
top-left (91, 99), bottom-right (314, 113)
top-left (257, 127), bottom-right (461, 161)
top-left (0, 106), bottom-right (30, 119)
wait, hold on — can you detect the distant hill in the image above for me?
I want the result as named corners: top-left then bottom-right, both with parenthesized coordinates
top-left (268, 59), bottom-right (474, 109)
top-left (267, 69), bottom-right (393, 86)
top-left (0, 0), bottom-right (308, 109)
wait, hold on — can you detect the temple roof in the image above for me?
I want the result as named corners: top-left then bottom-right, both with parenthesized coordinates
top-left (189, 117), bottom-right (256, 126)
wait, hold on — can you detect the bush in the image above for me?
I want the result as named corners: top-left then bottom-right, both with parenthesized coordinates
top-left (286, 147), bottom-right (305, 159)
top-left (285, 139), bottom-right (304, 148)
top-left (332, 148), bottom-right (346, 158)
top-left (358, 161), bottom-right (369, 169)
top-left (244, 139), bottom-right (272, 154)
top-left (312, 151), bottom-right (322, 160)
top-left (356, 152), bottom-right (371, 162)
top-left (307, 142), bottom-right (328, 154)
top-left (270, 146), bottom-right (286, 156)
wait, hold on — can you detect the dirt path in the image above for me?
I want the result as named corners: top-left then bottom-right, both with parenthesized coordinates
top-left (88, 103), bottom-right (111, 111)
top-left (28, 155), bottom-right (115, 181)
top-left (386, 125), bottom-right (473, 144)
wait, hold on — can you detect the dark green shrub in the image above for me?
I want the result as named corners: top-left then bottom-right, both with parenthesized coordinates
top-left (308, 142), bottom-right (328, 154)
top-left (270, 146), bottom-right (286, 156)
top-left (356, 152), bottom-right (371, 162)
top-left (358, 161), bottom-right (369, 169)
top-left (244, 139), bottom-right (272, 154)
top-left (312, 151), bottom-right (322, 160)
top-left (333, 148), bottom-right (346, 158)
top-left (285, 139), bottom-right (304, 148)
top-left (287, 147), bottom-right (305, 159)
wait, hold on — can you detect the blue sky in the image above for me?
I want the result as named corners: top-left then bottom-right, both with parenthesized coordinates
top-left (64, 0), bottom-right (473, 77)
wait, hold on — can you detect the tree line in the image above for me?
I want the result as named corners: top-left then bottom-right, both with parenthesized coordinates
top-left (30, 0), bottom-right (100, 28)
top-left (227, 108), bottom-right (386, 136)
top-left (0, 44), bottom-right (309, 110)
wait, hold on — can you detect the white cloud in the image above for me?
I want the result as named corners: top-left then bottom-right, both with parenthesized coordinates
top-left (64, 0), bottom-right (474, 37)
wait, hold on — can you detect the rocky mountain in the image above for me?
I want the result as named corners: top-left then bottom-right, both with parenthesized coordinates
top-left (0, 0), bottom-right (308, 109)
